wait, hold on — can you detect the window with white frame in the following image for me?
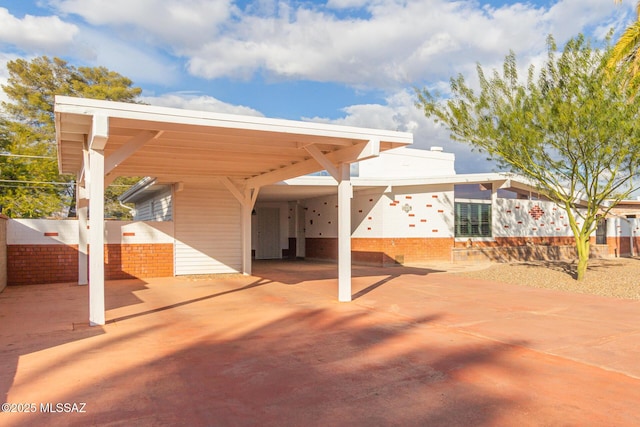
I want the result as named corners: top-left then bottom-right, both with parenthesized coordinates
top-left (454, 184), bottom-right (492, 238)
top-left (455, 202), bottom-right (491, 237)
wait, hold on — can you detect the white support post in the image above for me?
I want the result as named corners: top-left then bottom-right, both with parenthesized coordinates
top-left (242, 188), bottom-right (253, 276)
top-left (337, 163), bottom-right (352, 302)
top-left (77, 178), bottom-right (88, 286)
top-left (88, 148), bottom-right (105, 326)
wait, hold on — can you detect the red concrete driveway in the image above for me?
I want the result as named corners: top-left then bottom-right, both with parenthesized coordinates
top-left (1, 260), bottom-right (639, 426)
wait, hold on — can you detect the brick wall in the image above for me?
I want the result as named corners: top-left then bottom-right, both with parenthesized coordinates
top-left (8, 243), bottom-right (174, 285)
top-left (305, 237), bottom-right (454, 266)
top-left (105, 243), bottom-right (174, 280)
top-left (0, 215), bottom-right (7, 292)
top-left (452, 244), bottom-right (609, 263)
top-left (306, 235), bottom-right (615, 266)
top-left (455, 236), bottom-right (578, 248)
top-left (8, 244), bottom-right (79, 285)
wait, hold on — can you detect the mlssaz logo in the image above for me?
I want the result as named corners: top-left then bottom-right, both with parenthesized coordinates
top-left (529, 206), bottom-right (545, 220)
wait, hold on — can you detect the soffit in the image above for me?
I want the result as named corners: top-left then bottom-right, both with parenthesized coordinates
top-left (55, 96), bottom-right (413, 187)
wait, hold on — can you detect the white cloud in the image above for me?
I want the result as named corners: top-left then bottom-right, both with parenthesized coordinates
top-left (50, 0), bottom-right (233, 49)
top-left (71, 27), bottom-right (181, 87)
top-left (0, 7), bottom-right (78, 53)
top-left (304, 89), bottom-right (497, 174)
top-left (184, 0), bottom-right (626, 89)
top-left (140, 92), bottom-right (265, 117)
top-left (326, 0), bottom-right (371, 9)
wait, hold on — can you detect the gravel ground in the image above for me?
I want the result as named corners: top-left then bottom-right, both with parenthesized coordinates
top-left (452, 257), bottom-right (640, 300)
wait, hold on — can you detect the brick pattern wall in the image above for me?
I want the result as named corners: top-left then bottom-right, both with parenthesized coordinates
top-left (455, 236), bottom-right (578, 248)
top-left (8, 243), bottom-right (174, 285)
top-left (105, 244), bottom-right (174, 280)
top-left (452, 244), bottom-right (609, 263)
top-left (305, 238), bottom-right (337, 260)
top-left (8, 244), bottom-right (79, 285)
top-left (306, 236), bottom-right (615, 266)
top-left (0, 215), bottom-right (6, 292)
top-left (305, 237), bottom-right (454, 266)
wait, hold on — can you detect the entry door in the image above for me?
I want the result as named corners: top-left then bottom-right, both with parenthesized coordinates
top-left (596, 217), bottom-right (607, 245)
top-left (296, 204), bottom-right (306, 258)
top-left (256, 207), bottom-right (281, 259)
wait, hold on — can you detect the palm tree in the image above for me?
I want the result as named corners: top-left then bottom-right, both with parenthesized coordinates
top-left (610, 1), bottom-right (640, 91)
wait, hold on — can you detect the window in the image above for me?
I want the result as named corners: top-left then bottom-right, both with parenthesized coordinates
top-left (455, 202), bottom-right (491, 237)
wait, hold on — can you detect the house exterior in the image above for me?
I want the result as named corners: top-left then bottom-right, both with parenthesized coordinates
top-left (7, 96), bottom-right (639, 326)
top-left (53, 96), bottom-right (414, 324)
top-left (119, 177), bottom-right (172, 221)
top-left (121, 146), bottom-right (625, 267)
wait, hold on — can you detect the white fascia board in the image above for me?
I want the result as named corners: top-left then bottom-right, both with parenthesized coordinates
top-left (54, 96), bottom-right (413, 144)
top-left (282, 172), bottom-right (533, 189)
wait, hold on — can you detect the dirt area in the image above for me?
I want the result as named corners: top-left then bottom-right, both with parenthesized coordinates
top-left (453, 257), bottom-right (640, 300)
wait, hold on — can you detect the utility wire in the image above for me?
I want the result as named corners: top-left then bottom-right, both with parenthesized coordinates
top-left (0, 179), bottom-right (72, 185)
top-left (0, 153), bottom-right (56, 159)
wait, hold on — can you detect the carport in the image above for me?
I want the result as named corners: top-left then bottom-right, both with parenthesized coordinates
top-left (54, 96), bottom-right (413, 325)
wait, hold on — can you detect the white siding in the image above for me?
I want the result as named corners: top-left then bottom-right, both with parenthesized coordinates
top-left (174, 182), bottom-right (242, 275)
top-left (134, 200), bottom-right (152, 221)
top-left (133, 188), bottom-right (173, 221)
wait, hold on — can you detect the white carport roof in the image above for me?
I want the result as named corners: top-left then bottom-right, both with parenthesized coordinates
top-left (55, 96), bottom-right (411, 186)
top-left (54, 96), bottom-right (413, 326)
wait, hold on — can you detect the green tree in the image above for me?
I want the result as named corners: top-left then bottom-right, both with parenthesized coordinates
top-left (0, 119), bottom-right (64, 217)
top-left (417, 35), bottom-right (640, 281)
top-left (0, 56), bottom-right (142, 218)
top-left (610, 1), bottom-right (640, 91)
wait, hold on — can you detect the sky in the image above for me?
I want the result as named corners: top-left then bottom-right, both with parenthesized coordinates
top-left (0, 0), bottom-right (636, 173)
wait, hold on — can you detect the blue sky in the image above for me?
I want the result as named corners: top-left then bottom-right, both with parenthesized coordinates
top-left (0, 0), bottom-right (636, 172)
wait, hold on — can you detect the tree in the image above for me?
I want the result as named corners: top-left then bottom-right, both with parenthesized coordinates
top-left (0, 119), bottom-right (65, 217)
top-left (0, 56), bottom-right (142, 218)
top-left (416, 35), bottom-right (640, 281)
top-left (610, 1), bottom-right (640, 92)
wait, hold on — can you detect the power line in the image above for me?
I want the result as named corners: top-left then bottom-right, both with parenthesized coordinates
top-left (0, 179), bottom-right (72, 185)
top-left (0, 153), bottom-right (56, 159)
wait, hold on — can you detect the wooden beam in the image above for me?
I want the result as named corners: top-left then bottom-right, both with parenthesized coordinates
top-left (246, 139), bottom-right (380, 189)
top-left (358, 138), bottom-right (380, 161)
top-left (218, 176), bottom-right (247, 207)
top-left (104, 173), bottom-right (118, 188)
top-left (304, 145), bottom-right (339, 181)
top-left (90, 115), bottom-right (109, 150)
top-left (105, 130), bottom-right (159, 175)
top-left (250, 186), bottom-right (260, 209)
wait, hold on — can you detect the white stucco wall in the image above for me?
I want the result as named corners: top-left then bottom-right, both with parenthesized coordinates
top-left (303, 184), bottom-right (455, 239)
top-left (380, 185), bottom-right (454, 238)
top-left (8, 219), bottom-right (175, 245)
top-left (304, 194), bottom-right (339, 238)
top-left (492, 199), bottom-right (575, 238)
top-left (607, 216), bottom-right (640, 238)
top-left (358, 147), bottom-right (456, 178)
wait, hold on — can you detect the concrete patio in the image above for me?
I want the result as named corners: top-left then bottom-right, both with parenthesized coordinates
top-left (1, 260), bottom-right (639, 426)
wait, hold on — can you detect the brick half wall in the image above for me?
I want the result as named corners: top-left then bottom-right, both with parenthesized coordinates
top-left (8, 243), bottom-right (174, 285)
top-left (305, 237), bottom-right (454, 266)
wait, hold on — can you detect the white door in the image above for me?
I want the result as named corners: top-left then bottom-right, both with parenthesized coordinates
top-left (296, 204), bottom-right (306, 257)
top-left (256, 207), bottom-right (281, 259)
